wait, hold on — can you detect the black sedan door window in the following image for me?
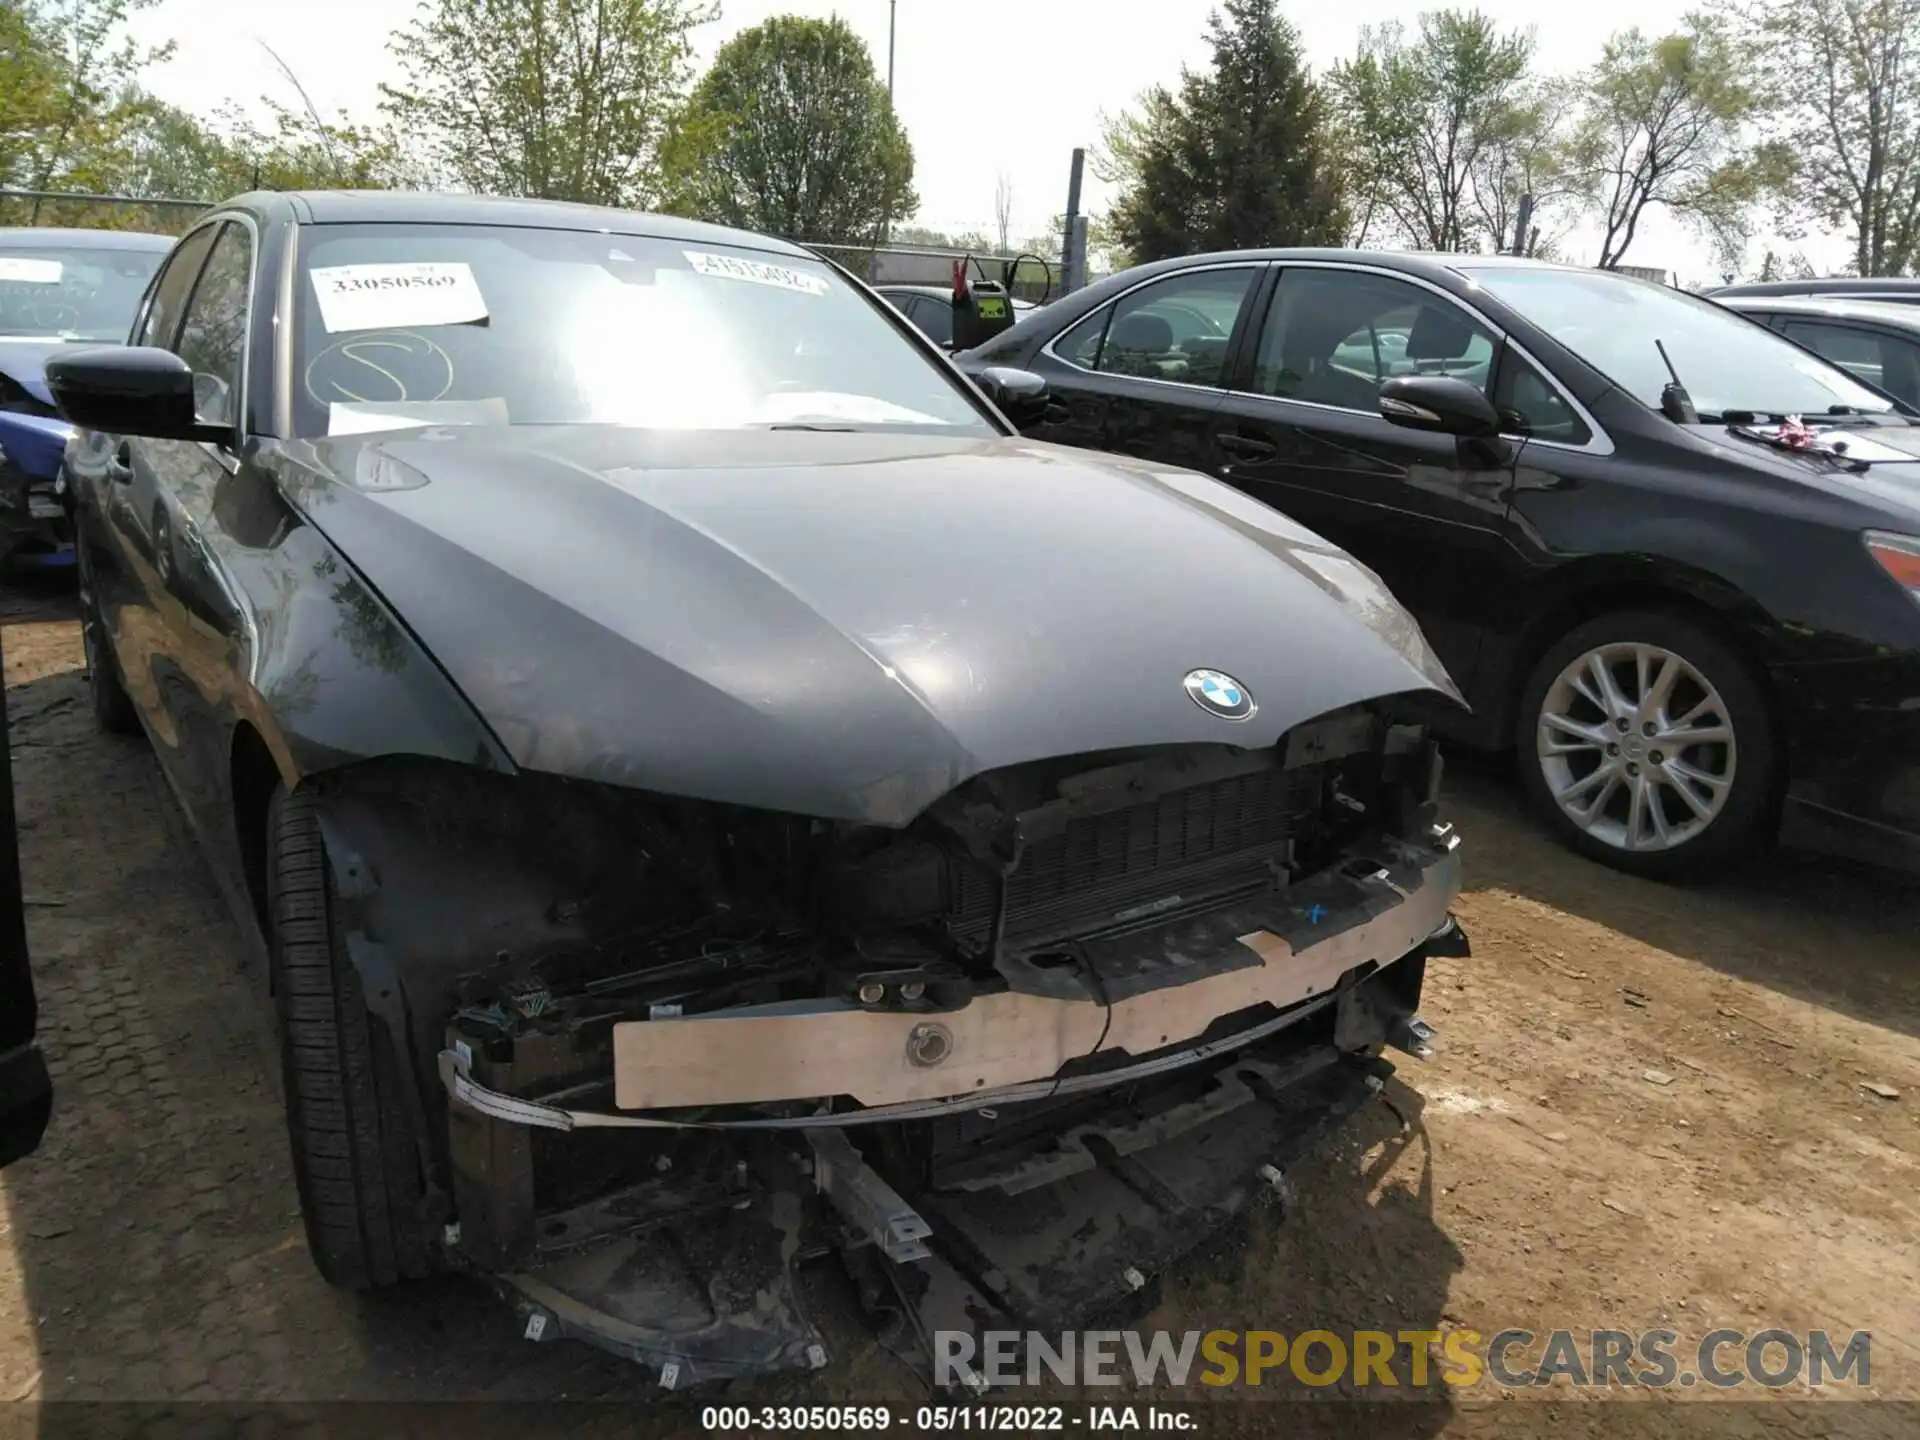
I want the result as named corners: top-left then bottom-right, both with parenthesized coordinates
top-left (1036, 266), bottom-right (1259, 467)
top-left (1492, 349), bottom-right (1593, 446)
top-left (1250, 269), bottom-right (1495, 409)
top-left (1055, 267), bottom-right (1258, 388)
top-left (1214, 267), bottom-right (1513, 702)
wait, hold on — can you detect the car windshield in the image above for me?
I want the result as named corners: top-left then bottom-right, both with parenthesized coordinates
top-left (0, 241), bottom-right (164, 341)
top-left (292, 225), bottom-right (995, 439)
top-left (1461, 266), bottom-right (1897, 421)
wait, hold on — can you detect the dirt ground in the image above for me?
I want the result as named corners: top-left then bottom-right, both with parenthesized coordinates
top-left (0, 577), bottom-right (1915, 1436)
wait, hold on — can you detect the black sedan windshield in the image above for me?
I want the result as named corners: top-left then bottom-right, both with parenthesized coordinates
top-left (1462, 266), bottom-right (1896, 421)
top-left (0, 242), bottom-right (163, 340)
top-left (292, 225), bottom-right (994, 439)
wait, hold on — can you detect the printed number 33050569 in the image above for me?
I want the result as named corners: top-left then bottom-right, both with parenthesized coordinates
top-left (308, 262), bottom-right (489, 334)
top-left (323, 273), bottom-right (457, 294)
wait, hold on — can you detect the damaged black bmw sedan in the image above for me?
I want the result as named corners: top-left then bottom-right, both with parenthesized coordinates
top-left (48, 191), bottom-right (1467, 1388)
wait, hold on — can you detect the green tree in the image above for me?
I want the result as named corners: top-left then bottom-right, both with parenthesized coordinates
top-left (380, 0), bottom-right (713, 206)
top-left (1468, 77), bottom-right (1577, 255)
top-left (1101, 0), bottom-right (1345, 263)
top-left (1, 0), bottom-right (63, 189)
top-left (1329, 9), bottom-right (1536, 253)
top-left (115, 100), bottom-right (239, 198)
top-left (114, 99), bottom-right (416, 202)
top-left (1016, 212), bottom-right (1129, 278)
top-left (1755, 246), bottom-right (1818, 281)
top-left (1738, 0), bottom-right (1920, 276)
top-left (662, 15), bottom-right (915, 242)
top-left (0, 0), bottom-right (170, 205)
top-left (1569, 16), bottom-right (1785, 269)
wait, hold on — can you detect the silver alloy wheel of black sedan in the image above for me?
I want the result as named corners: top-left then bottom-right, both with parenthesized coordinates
top-left (1518, 610), bottom-right (1777, 876)
top-left (1537, 641), bottom-right (1737, 853)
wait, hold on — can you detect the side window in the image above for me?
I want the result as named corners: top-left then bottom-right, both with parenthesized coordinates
top-left (1254, 270), bottom-right (1496, 412)
top-left (133, 224), bottom-right (219, 349)
top-left (1058, 268), bottom-right (1258, 387)
top-left (1493, 349), bottom-right (1593, 445)
top-left (879, 291), bottom-right (912, 315)
top-left (916, 296), bottom-right (953, 347)
top-left (173, 222), bottom-right (252, 428)
top-left (1781, 320), bottom-right (1920, 405)
top-left (1054, 306), bottom-right (1109, 368)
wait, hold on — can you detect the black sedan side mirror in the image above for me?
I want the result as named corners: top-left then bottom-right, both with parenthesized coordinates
top-left (974, 366), bottom-right (1051, 426)
top-left (43, 346), bottom-right (230, 444)
top-left (1379, 375), bottom-right (1503, 440)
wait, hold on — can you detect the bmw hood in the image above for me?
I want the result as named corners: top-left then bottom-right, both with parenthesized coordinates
top-left (276, 427), bottom-right (1462, 824)
top-left (0, 340), bottom-right (71, 481)
top-left (0, 411), bottom-right (70, 481)
top-left (0, 339), bottom-right (63, 407)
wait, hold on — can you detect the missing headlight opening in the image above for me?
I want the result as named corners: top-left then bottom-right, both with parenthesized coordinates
top-left (302, 700), bottom-right (1466, 1390)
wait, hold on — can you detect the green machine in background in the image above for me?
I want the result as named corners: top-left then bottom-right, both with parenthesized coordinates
top-left (944, 251), bottom-right (1052, 353)
top-left (949, 256), bottom-right (1028, 351)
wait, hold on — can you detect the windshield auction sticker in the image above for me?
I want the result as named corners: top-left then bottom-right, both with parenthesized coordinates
top-left (683, 249), bottom-right (828, 296)
top-left (0, 257), bottom-right (63, 284)
top-left (309, 262), bottom-right (489, 333)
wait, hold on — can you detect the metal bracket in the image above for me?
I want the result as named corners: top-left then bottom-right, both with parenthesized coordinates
top-left (1387, 1015), bottom-right (1437, 1061)
top-left (807, 1129), bottom-right (933, 1263)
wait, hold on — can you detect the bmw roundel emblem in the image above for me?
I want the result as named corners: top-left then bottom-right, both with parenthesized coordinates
top-left (1183, 668), bottom-right (1256, 721)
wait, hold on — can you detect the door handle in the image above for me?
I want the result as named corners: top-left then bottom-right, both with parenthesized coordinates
top-left (106, 443), bottom-right (133, 485)
top-left (1215, 431), bottom-right (1278, 460)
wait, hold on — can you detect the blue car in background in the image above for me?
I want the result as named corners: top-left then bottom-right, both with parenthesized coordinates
top-left (0, 227), bottom-right (172, 568)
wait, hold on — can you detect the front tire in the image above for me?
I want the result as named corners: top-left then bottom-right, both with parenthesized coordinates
top-left (267, 786), bottom-right (437, 1288)
top-left (1517, 609), bottom-right (1778, 877)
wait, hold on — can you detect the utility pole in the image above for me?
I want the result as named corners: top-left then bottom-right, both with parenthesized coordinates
top-left (1061, 147), bottom-right (1086, 294)
top-left (1511, 192), bottom-right (1534, 257)
top-left (882, 0), bottom-right (897, 248)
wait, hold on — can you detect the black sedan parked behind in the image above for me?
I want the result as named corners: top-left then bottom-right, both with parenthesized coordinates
top-left (874, 282), bottom-right (1037, 348)
top-left (1708, 276), bottom-right (1920, 307)
top-left (44, 192), bottom-right (1471, 1387)
top-left (961, 251), bottom-right (1920, 878)
top-left (1716, 294), bottom-right (1920, 411)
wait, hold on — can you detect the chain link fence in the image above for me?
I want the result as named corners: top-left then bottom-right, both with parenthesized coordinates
top-left (766, 240), bottom-right (1065, 301)
top-left (0, 191), bottom-right (1073, 299)
top-left (0, 189), bottom-right (212, 235)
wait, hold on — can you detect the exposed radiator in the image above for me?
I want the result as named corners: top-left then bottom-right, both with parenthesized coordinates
top-left (948, 765), bottom-right (1321, 951)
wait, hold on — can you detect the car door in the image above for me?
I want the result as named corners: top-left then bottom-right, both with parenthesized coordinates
top-left (109, 219), bottom-right (255, 833)
top-left (77, 223), bottom-right (219, 722)
top-left (1207, 265), bottom-right (1518, 699)
top-left (1024, 263), bottom-right (1264, 471)
top-left (1777, 317), bottom-right (1920, 409)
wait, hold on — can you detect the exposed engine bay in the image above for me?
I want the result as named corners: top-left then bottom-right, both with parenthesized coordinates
top-left (306, 700), bottom-right (1467, 1389)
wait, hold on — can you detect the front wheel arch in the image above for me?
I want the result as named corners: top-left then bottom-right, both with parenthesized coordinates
top-left (1493, 569), bottom-right (1785, 751)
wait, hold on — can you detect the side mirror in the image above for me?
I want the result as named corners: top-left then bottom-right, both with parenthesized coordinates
top-left (43, 346), bottom-right (230, 444)
top-left (974, 365), bottom-right (1051, 426)
top-left (1379, 375), bottom-right (1503, 440)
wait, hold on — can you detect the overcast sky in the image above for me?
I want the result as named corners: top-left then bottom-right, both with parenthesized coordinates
top-left (125, 0), bottom-right (1848, 286)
